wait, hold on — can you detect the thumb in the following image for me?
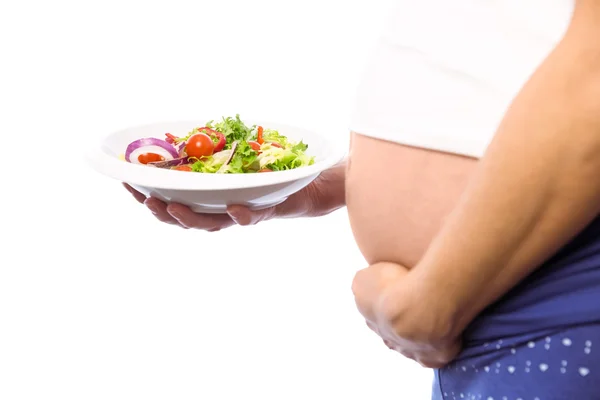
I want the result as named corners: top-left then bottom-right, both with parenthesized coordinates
top-left (226, 205), bottom-right (276, 226)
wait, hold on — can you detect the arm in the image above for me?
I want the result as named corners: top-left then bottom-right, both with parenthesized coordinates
top-left (352, 0), bottom-right (600, 367)
top-left (411, 0), bottom-right (600, 334)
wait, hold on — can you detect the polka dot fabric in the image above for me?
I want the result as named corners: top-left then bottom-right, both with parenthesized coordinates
top-left (432, 326), bottom-right (600, 399)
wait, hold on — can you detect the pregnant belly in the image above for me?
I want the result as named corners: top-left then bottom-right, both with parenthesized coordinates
top-left (346, 132), bottom-right (478, 268)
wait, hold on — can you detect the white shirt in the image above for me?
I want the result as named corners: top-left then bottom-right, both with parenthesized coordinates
top-left (350, 0), bottom-right (574, 158)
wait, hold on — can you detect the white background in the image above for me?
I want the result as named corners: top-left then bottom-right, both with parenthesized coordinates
top-left (1, 0), bottom-right (434, 399)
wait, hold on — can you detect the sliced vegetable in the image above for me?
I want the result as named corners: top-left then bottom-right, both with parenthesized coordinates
top-left (173, 165), bottom-right (192, 172)
top-left (262, 129), bottom-right (289, 147)
top-left (224, 141), bottom-right (238, 166)
top-left (147, 157), bottom-right (190, 169)
top-left (191, 149), bottom-right (234, 173)
top-left (174, 140), bottom-right (187, 156)
top-left (125, 138), bottom-right (179, 164)
top-left (248, 140), bottom-right (261, 152)
top-left (137, 153), bottom-right (165, 164)
top-left (256, 142), bottom-right (314, 171)
top-left (165, 133), bottom-right (178, 144)
top-left (257, 126), bottom-right (264, 145)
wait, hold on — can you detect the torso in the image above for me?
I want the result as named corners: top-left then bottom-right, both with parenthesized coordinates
top-left (345, 132), bottom-right (477, 268)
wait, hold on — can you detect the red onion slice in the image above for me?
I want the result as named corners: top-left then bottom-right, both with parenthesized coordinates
top-left (224, 141), bottom-right (238, 165)
top-left (174, 140), bottom-right (187, 156)
top-left (147, 157), bottom-right (190, 169)
top-left (125, 138), bottom-right (179, 163)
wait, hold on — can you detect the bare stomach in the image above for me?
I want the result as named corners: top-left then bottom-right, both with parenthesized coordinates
top-left (346, 132), bottom-right (479, 268)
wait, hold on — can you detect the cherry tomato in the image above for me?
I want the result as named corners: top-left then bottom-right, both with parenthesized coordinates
top-left (186, 133), bottom-right (214, 158)
top-left (258, 168), bottom-right (272, 172)
top-left (248, 140), bottom-right (261, 152)
top-left (257, 126), bottom-right (264, 144)
top-left (173, 165), bottom-right (193, 172)
top-left (198, 127), bottom-right (226, 152)
top-left (138, 153), bottom-right (165, 164)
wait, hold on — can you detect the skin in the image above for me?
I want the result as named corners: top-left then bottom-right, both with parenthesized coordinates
top-left (125, 0), bottom-right (600, 372)
top-left (345, 134), bottom-right (476, 268)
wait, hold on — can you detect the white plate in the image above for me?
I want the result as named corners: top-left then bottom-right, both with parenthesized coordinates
top-left (86, 119), bottom-right (346, 213)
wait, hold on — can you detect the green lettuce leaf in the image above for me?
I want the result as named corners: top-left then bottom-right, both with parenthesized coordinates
top-left (206, 114), bottom-right (254, 146)
top-left (256, 142), bottom-right (314, 171)
top-left (183, 116), bottom-right (314, 173)
top-left (261, 129), bottom-right (289, 148)
top-left (205, 141), bottom-right (259, 174)
top-left (190, 150), bottom-right (233, 173)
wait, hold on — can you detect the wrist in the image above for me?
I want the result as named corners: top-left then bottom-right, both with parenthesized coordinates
top-left (385, 268), bottom-right (464, 345)
top-left (274, 159), bottom-right (347, 219)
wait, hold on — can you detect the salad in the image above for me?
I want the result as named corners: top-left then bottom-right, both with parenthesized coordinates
top-left (122, 115), bottom-right (315, 173)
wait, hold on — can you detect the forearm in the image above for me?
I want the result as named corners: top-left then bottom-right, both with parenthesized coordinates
top-left (413, 10), bottom-right (600, 334)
